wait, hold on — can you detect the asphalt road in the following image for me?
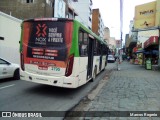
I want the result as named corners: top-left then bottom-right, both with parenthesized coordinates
top-left (0, 68), bottom-right (108, 120)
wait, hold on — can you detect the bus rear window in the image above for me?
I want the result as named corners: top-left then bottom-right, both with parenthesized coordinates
top-left (23, 21), bottom-right (72, 61)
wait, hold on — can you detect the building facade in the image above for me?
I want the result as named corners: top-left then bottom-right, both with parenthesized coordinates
top-left (92, 9), bottom-right (105, 38)
top-left (108, 37), bottom-right (116, 55)
top-left (103, 27), bottom-right (110, 43)
top-left (69, 0), bottom-right (92, 29)
top-left (0, 0), bottom-right (77, 20)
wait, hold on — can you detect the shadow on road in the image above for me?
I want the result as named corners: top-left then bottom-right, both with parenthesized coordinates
top-left (23, 80), bottom-right (92, 98)
top-left (0, 78), bottom-right (19, 83)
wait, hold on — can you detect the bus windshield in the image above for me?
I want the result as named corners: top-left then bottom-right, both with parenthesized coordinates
top-left (22, 20), bottom-right (73, 73)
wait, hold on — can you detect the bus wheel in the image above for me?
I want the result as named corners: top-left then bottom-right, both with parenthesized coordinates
top-left (105, 61), bottom-right (107, 66)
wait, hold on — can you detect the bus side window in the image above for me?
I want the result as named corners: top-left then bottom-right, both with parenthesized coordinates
top-left (79, 32), bottom-right (83, 43)
top-left (102, 44), bottom-right (106, 55)
top-left (97, 41), bottom-right (101, 55)
top-left (79, 31), bottom-right (88, 57)
top-left (94, 40), bottom-right (98, 55)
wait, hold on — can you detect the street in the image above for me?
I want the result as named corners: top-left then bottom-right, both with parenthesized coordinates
top-left (0, 67), bottom-right (109, 120)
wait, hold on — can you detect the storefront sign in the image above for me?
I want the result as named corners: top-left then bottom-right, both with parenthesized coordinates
top-left (134, 1), bottom-right (156, 29)
top-left (134, 18), bottom-right (155, 29)
top-left (144, 36), bottom-right (159, 48)
top-left (135, 1), bottom-right (156, 19)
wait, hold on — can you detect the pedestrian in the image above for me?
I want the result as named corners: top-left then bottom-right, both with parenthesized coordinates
top-left (116, 57), bottom-right (120, 70)
top-left (127, 56), bottom-right (130, 61)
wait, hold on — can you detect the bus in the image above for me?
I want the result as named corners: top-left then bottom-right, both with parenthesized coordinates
top-left (20, 18), bottom-right (108, 88)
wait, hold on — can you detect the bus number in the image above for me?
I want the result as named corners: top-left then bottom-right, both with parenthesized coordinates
top-left (52, 66), bottom-right (60, 71)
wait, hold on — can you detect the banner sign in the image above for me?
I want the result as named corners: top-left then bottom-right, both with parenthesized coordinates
top-left (134, 1), bottom-right (156, 29)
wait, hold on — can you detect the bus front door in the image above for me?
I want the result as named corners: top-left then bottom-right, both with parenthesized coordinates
top-left (99, 44), bottom-right (102, 71)
top-left (87, 37), bottom-right (94, 80)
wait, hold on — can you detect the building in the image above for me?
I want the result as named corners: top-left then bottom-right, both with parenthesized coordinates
top-left (0, 0), bottom-right (77, 20)
top-left (103, 27), bottom-right (110, 43)
top-left (92, 9), bottom-right (105, 38)
top-left (129, 20), bottom-right (134, 38)
top-left (0, 11), bottom-right (22, 64)
top-left (69, 0), bottom-right (92, 29)
top-left (108, 37), bottom-right (116, 55)
top-left (125, 20), bottom-right (137, 58)
top-left (125, 34), bottom-right (129, 50)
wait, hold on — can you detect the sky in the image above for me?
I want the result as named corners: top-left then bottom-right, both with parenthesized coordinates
top-left (92, 0), bottom-right (156, 41)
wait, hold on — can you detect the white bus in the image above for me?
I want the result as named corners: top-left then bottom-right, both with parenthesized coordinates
top-left (20, 18), bottom-right (108, 88)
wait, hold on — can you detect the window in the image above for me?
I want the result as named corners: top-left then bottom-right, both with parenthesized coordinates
top-left (79, 32), bottom-right (83, 43)
top-left (0, 36), bottom-right (4, 40)
top-left (0, 59), bottom-right (7, 64)
top-left (93, 40), bottom-right (102, 56)
top-left (46, 0), bottom-right (53, 7)
top-left (73, 0), bottom-right (78, 2)
top-left (94, 40), bottom-right (98, 55)
top-left (84, 33), bottom-right (88, 44)
top-left (26, 0), bottom-right (34, 3)
top-left (79, 30), bottom-right (88, 56)
top-left (97, 41), bottom-right (102, 55)
top-left (90, 0), bottom-right (93, 5)
top-left (102, 44), bottom-right (108, 55)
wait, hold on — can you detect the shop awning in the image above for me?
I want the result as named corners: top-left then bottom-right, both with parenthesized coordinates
top-left (143, 50), bottom-right (159, 55)
top-left (144, 36), bottom-right (159, 48)
top-left (133, 47), bottom-right (144, 53)
top-left (135, 49), bottom-right (145, 53)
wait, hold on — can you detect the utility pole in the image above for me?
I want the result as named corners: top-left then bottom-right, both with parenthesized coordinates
top-left (119, 0), bottom-right (123, 61)
top-left (120, 0), bottom-right (123, 44)
top-left (116, 0), bottom-right (123, 70)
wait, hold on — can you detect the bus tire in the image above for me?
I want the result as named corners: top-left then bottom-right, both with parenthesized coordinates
top-left (105, 61), bottom-right (107, 66)
top-left (13, 69), bottom-right (20, 80)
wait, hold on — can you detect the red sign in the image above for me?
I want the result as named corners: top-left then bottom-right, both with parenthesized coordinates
top-left (133, 47), bottom-right (138, 53)
top-left (144, 36), bottom-right (159, 48)
top-left (36, 24), bottom-right (47, 37)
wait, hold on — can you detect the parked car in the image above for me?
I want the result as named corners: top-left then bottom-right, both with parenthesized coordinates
top-left (107, 55), bottom-right (115, 63)
top-left (0, 57), bottom-right (20, 80)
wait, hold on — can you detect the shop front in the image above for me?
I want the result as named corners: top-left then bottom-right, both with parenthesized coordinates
top-left (132, 47), bottom-right (144, 65)
top-left (144, 36), bottom-right (159, 65)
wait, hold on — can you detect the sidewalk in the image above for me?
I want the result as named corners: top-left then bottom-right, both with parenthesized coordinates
top-left (83, 61), bottom-right (160, 120)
